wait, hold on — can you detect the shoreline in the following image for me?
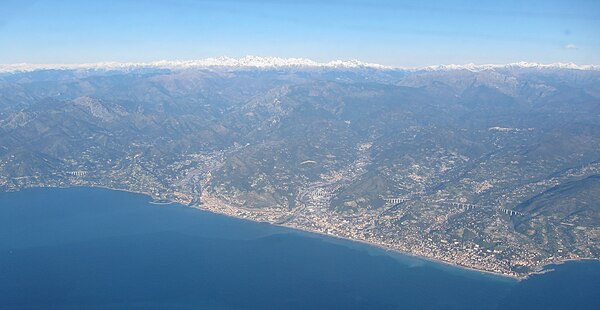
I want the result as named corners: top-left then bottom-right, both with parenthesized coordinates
top-left (224, 213), bottom-right (523, 280)
top-left (5, 184), bottom-right (597, 280)
top-left (277, 222), bottom-right (524, 281)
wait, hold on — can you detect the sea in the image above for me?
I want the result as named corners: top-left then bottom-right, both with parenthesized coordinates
top-left (1, 187), bottom-right (598, 310)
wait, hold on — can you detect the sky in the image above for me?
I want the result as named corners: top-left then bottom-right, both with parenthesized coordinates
top-left (0, 0), bottom-right (599, 67)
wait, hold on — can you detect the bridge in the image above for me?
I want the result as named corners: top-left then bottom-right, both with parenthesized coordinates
top-left (384, 197), bottom-right (410, 205)
top-left (67, 171), bottom-right (87, 177)
top-left (379, 197), bottom-right (411, 216)
top-left (445, 202), bottom-right (525, 216)
top-left (498, 208), bottom-right (525, 216)
top-left (449, 202), bottom-right (478, 210)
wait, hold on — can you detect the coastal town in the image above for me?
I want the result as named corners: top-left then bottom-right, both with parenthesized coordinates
top-left (2, 143), bottom-right (598, 279)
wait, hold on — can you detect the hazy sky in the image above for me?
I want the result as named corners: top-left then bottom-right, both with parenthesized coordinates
top-left (1, 0), bottom-right (599, 67)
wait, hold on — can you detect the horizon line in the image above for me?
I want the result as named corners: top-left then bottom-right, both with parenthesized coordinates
top-left (1, 56), bottom-right (599, 73)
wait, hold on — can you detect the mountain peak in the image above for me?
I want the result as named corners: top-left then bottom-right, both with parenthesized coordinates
top-left (1, 57), bottom-right (598, 73)
top-left (420, 62), bottom-right (600, 72)
top-left (0, 56), bottom-right (391, 73)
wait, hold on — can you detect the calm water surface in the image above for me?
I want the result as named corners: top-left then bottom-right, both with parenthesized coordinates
top-left (1, 187), bottom-right (599, 309)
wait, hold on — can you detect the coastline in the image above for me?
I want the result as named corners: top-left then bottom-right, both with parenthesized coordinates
top-left (256, 216), bottom-right (523, 280)
top-left (5, 184), bottom-right (596, 281)
top-left (277, 222), bottom-right (524, 281)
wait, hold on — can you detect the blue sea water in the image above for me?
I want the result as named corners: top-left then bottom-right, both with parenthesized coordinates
top-left (0, 187), bottom-right (598, 310)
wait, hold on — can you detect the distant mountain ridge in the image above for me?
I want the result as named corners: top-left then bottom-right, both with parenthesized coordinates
top-left (1, 56), bottom-right (599, 73)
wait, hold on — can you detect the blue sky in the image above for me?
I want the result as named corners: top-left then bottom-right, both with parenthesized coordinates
top-left (1, 0), bottom-right (598, 66)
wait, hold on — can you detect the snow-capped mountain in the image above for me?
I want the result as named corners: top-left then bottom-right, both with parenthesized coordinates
top-left (0, 56), bottom-right (598, 73)
top-left (420, 61), bottom-right (600, 72)
top-left (0, 56), bottom-right (391, 73)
